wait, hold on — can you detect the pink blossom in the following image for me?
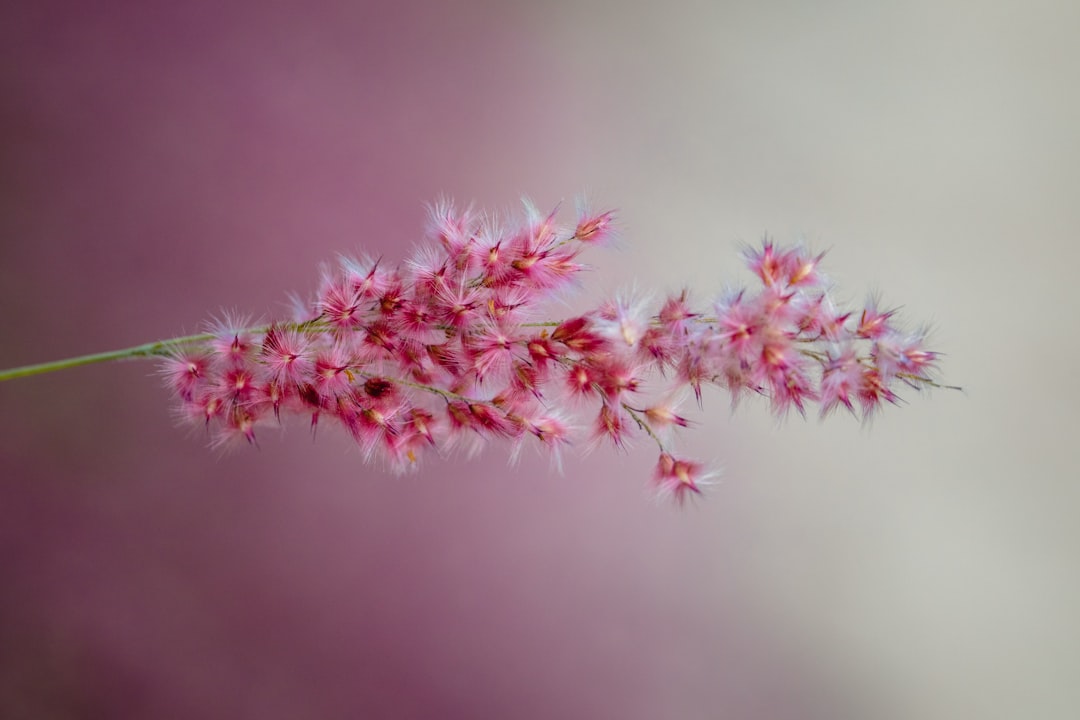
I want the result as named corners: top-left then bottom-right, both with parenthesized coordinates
top-left (652, 453), bottom-right (716, 505)
top-left (573, 197), bottom-right (617, 246)
top-left (596, 290), bottom-right (652, 349)
top-left (147, 200), bottom-right (949, 500)
top-left (819, 346), bottom-right (862, 417)
top-left (159, 353), bottom-right (209, 402)
top-left (856, 297), bottom-right (896, 340)
top-left (260, 324), bottom-right (313, 386)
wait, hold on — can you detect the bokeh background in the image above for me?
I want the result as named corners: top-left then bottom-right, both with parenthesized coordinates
top-left (1, 1), bottom-right (1077, 718)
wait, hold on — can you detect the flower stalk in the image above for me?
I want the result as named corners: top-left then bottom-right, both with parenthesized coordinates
top-left (0, 334), bottom-right (213, 382)
top-left (0, 198), bottom-right (954, 502)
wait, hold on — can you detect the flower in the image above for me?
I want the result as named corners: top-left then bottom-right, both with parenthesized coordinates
top-left (652, 453), bottom-right (718, 505)
top-left (149, 200), bottom-right (947, 500)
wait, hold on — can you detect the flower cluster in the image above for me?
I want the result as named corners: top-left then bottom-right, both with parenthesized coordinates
top-left (160, 199), bottom-right (944, 503)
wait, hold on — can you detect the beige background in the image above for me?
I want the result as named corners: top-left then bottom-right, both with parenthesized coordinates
top-left (0, 1), bottom-right (1076, 718)
top-left (544, 2), bottom-right (1079, 717)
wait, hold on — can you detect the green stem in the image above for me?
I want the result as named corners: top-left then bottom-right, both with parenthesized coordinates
top-left (621, 402), bottom-right (668, 454)
top-left (0, 333), bottom-right (214, 382)
top-left (0, 315), bottom-right (338, 383)
top-left (0, 315), bottom-right (570, 384)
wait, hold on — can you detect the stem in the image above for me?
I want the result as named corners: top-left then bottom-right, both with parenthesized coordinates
top-left (621, 402), bottom-right (668, 454)
top-left (897, 372), bottom-right (964, 392)
top-left (0, 316), bottom-right (571, 384)
top-left (0, 333), bottom-right (215, 382)
top-left (0, 316), bottom-right (335, 384)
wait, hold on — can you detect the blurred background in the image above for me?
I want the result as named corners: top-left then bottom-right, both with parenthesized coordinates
top-left (1, 1), bottom-right (1077, 718)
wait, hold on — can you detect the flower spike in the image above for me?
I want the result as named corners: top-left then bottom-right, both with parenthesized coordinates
top-left (0, 199), bottom-right (954, 502)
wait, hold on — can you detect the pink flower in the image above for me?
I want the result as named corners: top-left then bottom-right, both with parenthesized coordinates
top-left (145, 200), bottom-right (948, 499)
top-left (425, 198), bottom-right (479, 264)
top-left (713, 291), bottom-right (761, 364)
top-left (260, 324), bottom-right (313, 386)
top-left (856, 297), bottom-right (895, 340)
top-left (551, 316), bottom-right (608, 355)
top-left (591, 403), bottom-right (631, 450)
top-left (595, 290), bottom-right (652, 349)
top-left (819, 346), bottom-right (862, 417)
top-left (641, 397), bottom-right (691, 432)
top-left (573, 197), bottom-right (617, 246)
top-left (653, 453), bottom-right (717, 505)
top-left (159, 352), bottom-right (209, 402)
top-left (464, 320), bottom-right (521, 384)
top-left (657, 290), bottom-right (697, 334)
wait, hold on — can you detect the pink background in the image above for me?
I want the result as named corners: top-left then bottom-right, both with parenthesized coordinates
top-left (1, 1), bottom-right (1077, 718)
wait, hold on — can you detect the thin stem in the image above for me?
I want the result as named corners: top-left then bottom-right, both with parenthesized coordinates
top-left (621, 402), bottom-right (668, 454)
top-left (0, 333), bottom-right (215, 382)
top-left (0, 316), bottom-right (336, 384)
top-left (897, 372), bottom-right (964, 392)
top-left (0, 313), bottom-right (571, 384)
